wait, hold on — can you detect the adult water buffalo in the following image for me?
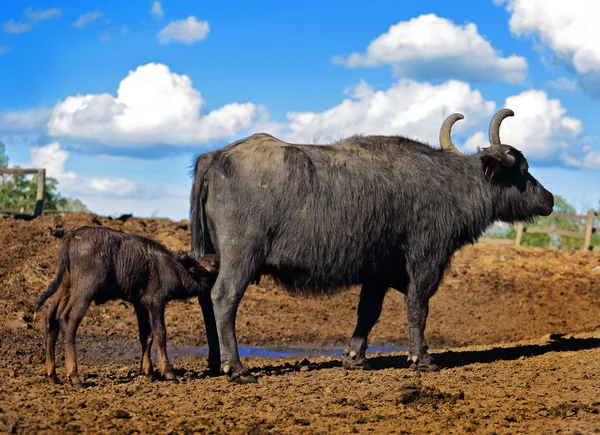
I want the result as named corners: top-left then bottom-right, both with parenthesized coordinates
top-left (190, 109), bottom-right (554, 383)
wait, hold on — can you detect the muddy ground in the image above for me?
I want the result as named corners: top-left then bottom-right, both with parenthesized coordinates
top-left (0, 213), bottom-right (599, 434)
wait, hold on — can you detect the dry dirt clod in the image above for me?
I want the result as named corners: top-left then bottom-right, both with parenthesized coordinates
top-left (113, 410), bottom-right (131, 419)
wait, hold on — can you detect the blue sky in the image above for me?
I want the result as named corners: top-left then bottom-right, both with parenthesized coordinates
top-left (1, 0), bottom-right (599, 219)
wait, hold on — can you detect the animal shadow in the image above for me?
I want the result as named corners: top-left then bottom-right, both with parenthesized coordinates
top-left (250, 334), bottom-right (600, 377)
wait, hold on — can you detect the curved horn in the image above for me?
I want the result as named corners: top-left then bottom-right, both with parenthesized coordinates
top-left (439, 113), bottom-right (464, 155)
top-left (488, 108), bottom-right (516, 167)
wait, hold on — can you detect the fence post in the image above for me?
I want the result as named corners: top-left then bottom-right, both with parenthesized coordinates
top-left (515, 223), bottom-right (524, 246)
top-left (33, 168), bottom-right (46, 218)
top-left (582, 209), bottom-right (595, 251)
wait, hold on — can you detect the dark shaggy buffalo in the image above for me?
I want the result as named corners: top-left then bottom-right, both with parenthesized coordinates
top-left (34, 226), bottom-right (220, 387)
top-left (190, 109), bottom-right (554, 383)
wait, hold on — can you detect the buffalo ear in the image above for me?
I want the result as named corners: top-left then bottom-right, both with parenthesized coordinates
top-left (480, 154), bottom-right (501, 182)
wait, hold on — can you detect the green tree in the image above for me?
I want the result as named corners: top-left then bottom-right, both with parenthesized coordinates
top-left (0, 142), bottom-right (89, 214)
top-left (0, 142), bottom-right (8, 167)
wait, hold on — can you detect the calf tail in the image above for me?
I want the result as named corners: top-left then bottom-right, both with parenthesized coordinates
top-left (190, 152), bottom-right (216, 259)
top-left (34, 240), bottom-right (69, 314)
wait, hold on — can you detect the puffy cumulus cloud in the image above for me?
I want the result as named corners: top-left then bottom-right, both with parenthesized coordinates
top-left (48, 63), bottom-right (264, 148)
top-left (158, 16), bottom-right (209, 44)
top-left (462, 89), bottom-right (598, 168)
top-left (31, 142), bottom-right (137, 197)
top-left (0, 108), bottom-right (51, 134)
top-left (151, 1), bottom-right (164, 20)
top-left (333, 14), bottom-right (527, 84)
top-left (497, 0), bottom-right (600, 98)
top-left (72, 10), bottom-right (103, 29)
top-left (281, 79), bottom-right (496, 146)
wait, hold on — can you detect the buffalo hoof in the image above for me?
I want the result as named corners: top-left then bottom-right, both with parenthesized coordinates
top-left (408, 359), bottom-right (440, 372)
top-left (342, 355), bottom-right (371, 370)
top-left (227, 372), bottom-right (258, 384)
top-left (206, 367), bottom-right (222, 378)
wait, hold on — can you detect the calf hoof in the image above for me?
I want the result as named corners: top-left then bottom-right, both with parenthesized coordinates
top-left (45, 374), bottom-right (60, 384)
top-left (227, 372), bottom-right (258, 384)
top-left (162, 372), bottom-right (179, 384)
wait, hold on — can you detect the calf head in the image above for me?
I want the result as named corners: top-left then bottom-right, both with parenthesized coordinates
top-left (176, 251), bottom-right (220, 288)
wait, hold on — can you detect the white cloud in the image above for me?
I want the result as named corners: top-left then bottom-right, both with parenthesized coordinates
top-left (28, 142), bottom-right (192, 218)
top-left (31, 142), bottom-right (138, 197)
top-left (24, 7), bottom-right (62, 22)
top-left (275, 80), bottom-right (600, 171)
top-left (547, 77), bottom-right (577, 92)
top-left (0, 108), bottom-right (51, 133)
top-left (280, 79), bottom-right (496, 145)
top-left (0, 46), bottom-right (9, 55)
top-left (463, 89), bottom-right (594, 168)
top-left (151, 1), bottom-right (164, 20)
top-left (158, 16), bottom-right (209, 44)
top-left (3, 20), bottom-right (32, 34)
top-left (73, 10), bottom-right (103, 29)
top-left (48, 63), bottom-right (263, 148)
top-left (333, 14), bottom-right (527, 84)
top-left (497, 0), bottom-right (600, 98)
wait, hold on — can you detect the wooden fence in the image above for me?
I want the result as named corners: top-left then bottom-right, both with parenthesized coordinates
top-left (480, 209), bottom-right (599, 251)
top-left (0, 168), bottom-right (46, 218)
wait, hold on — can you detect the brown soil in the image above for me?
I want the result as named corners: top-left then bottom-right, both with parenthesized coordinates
top-left (1, 213), bottom-right (599, 434)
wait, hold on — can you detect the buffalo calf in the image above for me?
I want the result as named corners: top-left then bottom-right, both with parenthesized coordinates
top-left (34, 226), bottom-right (220, 387)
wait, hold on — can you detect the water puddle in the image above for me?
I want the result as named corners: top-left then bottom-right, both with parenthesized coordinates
top-left (167, 344), bottom-right (406, 359)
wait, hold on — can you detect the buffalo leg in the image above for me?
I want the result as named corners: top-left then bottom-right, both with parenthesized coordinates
top-left (343, 282), bottom-right (388, 369)
top-left (211, 262), bottom-right (257, 384)
top-left (134, 303), bottom-right (153, 377)
top-left (198, 294), bottom-right (221, 375)
top-left (147, 304), bottom-right (178, 383)
top-left (404, 265), bottom-right (442, 371)
top-left (43, 293), bottom-right (68, 383)
top-left (60, 295), bottom-right (92, 387)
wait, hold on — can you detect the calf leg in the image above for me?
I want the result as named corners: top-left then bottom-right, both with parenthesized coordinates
top-left (43, 293), bottom-right (68, 383)
top-left (343, 282), bottom-right (388, 370)
top-left (211, 263), bottom-right (256, 384)
top-left (147, 303), bottom-right (178, 383)
top-left (60, 294), bottom-right (92, 387)
top-left (134, 303), bottom-right (153, 377)
top-left (198, 294), bottom-right (221, 375)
